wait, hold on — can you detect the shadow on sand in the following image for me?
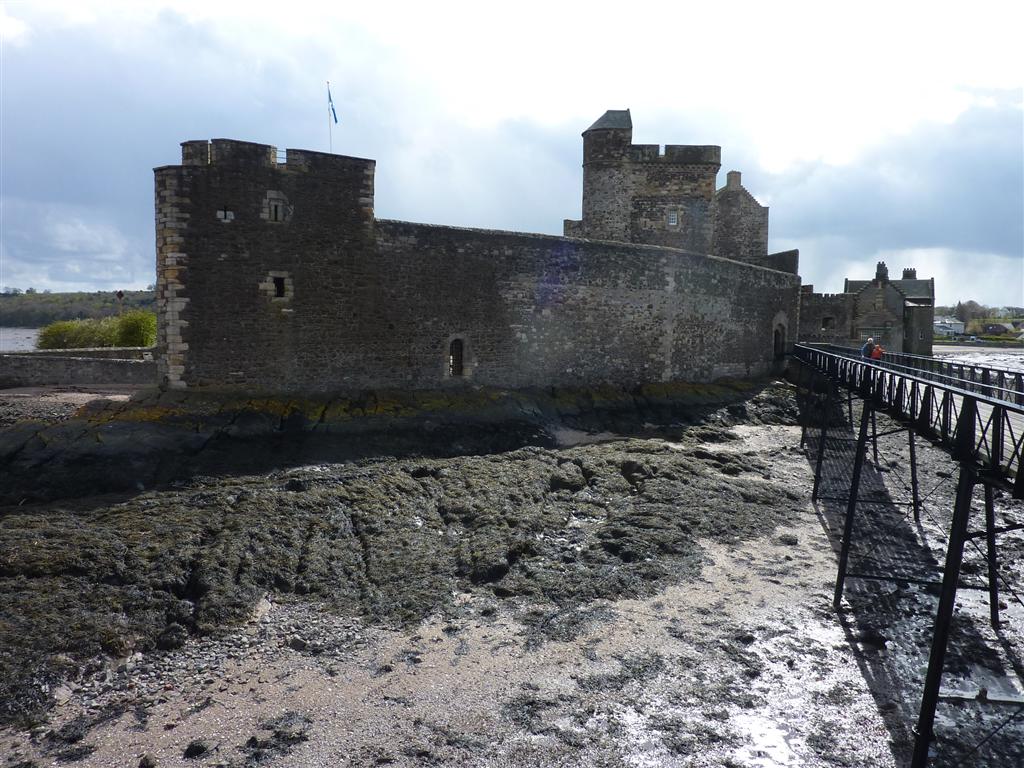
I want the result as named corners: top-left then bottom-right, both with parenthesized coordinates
top-left (801, 393), bottom-right (1024, 767)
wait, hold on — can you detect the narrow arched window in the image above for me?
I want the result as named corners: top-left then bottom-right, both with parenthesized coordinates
top-left (773, 325), bottom-right (786, 359)
top-left (449, 339), bottom-right (464, 377)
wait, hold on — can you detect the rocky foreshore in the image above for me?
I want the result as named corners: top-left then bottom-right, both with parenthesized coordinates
top-left (0, 380), bottom-right (790, 506)
top-left (1, 380), bottom-right (1022, 767)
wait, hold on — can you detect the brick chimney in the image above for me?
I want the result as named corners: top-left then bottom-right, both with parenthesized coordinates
top-left (902, 268), bottom-right (917, 279)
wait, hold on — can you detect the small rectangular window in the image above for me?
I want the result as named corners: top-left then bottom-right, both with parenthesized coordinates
top-left (667, 212), bottom-right (678, 227)
top-left (273, 276), bottom-right (286, 298)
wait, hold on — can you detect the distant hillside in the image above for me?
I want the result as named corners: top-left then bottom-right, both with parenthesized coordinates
top-left (0, 291), bottom-right (155, 327)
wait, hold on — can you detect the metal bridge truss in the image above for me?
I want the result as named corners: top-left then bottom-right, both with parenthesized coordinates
top-left (792, 343), bottom-right (1024, 768)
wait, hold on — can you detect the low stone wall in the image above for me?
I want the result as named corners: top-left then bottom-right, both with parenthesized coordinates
top-left (21, 346), bottom-right (153, 360)
top-left (0, 353), bottom-right (156, 388)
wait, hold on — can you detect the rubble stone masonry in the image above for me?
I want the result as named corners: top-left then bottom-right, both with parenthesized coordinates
top-left (155, 127), bottom-right (800, 393)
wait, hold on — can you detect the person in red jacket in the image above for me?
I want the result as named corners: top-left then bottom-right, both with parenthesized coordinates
top-left (871, 343), bottom-right (884, 360)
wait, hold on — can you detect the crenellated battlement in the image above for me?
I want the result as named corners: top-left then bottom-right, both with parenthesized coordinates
top-left (805, 293), bottom-right (850, 301)
top-left (177, 139), bottom-right (374, 175)
top-left (627, 144), bottom-right (722, 165)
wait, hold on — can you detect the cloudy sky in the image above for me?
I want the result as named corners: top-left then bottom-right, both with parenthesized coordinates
top-left (1, 0), bottom-right (1022, 306)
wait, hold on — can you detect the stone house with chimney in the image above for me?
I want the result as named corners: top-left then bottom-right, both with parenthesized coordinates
top-left (798, 262), bottom-right (934, 355)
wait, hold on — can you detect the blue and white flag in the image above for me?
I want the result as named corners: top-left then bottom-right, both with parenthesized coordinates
top-left (328, 85), bottom-right (338, 124)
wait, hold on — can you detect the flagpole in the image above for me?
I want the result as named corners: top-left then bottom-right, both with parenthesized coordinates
top-left (327, 81), bottom-right (333, 153)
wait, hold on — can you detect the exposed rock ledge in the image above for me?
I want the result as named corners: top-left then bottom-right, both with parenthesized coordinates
top-left (0, 379), bottom-right (795, 506)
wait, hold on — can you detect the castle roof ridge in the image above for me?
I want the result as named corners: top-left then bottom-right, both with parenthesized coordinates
top-left (584, 109), bottom-right (632, 133)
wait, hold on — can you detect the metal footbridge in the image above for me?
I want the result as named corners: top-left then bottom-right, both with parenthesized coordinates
top-left (792, 343), bottom-right (1024, 767)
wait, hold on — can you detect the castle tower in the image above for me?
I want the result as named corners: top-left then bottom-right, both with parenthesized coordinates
top-left (710, 170), bottom-right (769, 265)
top-left (154, 139), bottom-right (375, 389)
top-left (564, 109), bottom-right (721, 253)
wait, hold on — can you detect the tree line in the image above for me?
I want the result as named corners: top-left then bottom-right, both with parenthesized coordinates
top-left (0, 289), bottom-right (155, 327)
top-left (934, 301), bottom-right (1024, 323)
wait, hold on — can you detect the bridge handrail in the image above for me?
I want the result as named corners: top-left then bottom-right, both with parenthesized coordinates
top-left (894, 346), bottom-right (1023, 378)
top-left (795, 345), bottom-right (1024, 411)
top-left (804, 344), bottom-right (1024, 403)
top-left (793, 343), bottom-right (1024, 498)
top-left (810, 342), bottom-right (1024, 377)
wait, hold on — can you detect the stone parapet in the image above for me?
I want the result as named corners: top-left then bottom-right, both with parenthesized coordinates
top-left (0, 354), bottom-right (156, 389)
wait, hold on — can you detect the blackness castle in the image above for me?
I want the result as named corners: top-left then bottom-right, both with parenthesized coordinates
top-left (154, 109), bottom-right (929, 392)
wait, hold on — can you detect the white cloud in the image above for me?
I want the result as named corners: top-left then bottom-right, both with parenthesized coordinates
top-left (10, 0), bottom-right (1024, 172)
top-left (2, 0), bottom-right (1021, 303)
top-left (875, 247), bottom-right (1023, 308)
top-left (0, 199), bottom-right (148, 291)
top-left (48, 216), bottom-right (130, 256)
top-left (0, 6), bottom-right (31, 46)
top-left (783, 237), bottom-right (1023, 307)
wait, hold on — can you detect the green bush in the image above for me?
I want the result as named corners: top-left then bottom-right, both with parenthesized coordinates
top-left (37, 318), bottom-right (117, 349)
top-left (36, 311), bottom-right (156, 349)
top-left (35, 321), bottom-right (78, 349)
top-left (115, 310), bottom-right (157, 347)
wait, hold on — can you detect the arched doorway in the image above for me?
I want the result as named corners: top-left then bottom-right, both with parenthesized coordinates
top-left (771, 310), bottom-right (790, 363)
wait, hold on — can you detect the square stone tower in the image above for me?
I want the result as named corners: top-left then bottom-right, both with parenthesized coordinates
top-left (563, 109), bottom-right (721, 253)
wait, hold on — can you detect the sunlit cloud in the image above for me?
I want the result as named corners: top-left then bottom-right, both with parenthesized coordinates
top-left (0, 7), bottom-right (30, 46)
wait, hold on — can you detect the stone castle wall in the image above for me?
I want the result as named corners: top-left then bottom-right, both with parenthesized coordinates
top-left (710, 171), bottom-right (769, 266)
top-left (797, 292), bottom-right (856, 346)
top-left (904, 304), bottom-right (934, 355)
top-left (0, 353), bottom-right (155, 388)
top-left (155, 141), bottom-right (375, 389)
top-left (155, 139), bottom-right (800, 392)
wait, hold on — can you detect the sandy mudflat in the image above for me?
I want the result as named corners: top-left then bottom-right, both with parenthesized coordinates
top-left (0, 385), bottom-right (137, 429)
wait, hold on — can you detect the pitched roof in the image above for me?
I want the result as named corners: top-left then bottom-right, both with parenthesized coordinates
top-left (844, 278), bottom-right (933, 301)
top-left (585, 109), bottom-right (632, 132)
top-left (844, 280), bottom-right (870, 294)
top-left (892, 279), bottom-right (934, 300)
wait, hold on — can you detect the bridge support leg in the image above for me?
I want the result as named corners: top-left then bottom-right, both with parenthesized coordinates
top-left (800, 363), bottom-right (811, 449)
top-left (908, 428), bottom-right (921, 522)
top-left (870, 408), bottom-right (879, 465)
top-left (812, 380), bottom-right (834, 502)
top-left (911, 464), bottom-right (975, 768)
top-left (984, 483), bottom-right (1000, 630)
top-left (833, 399), bottom-right (872, 609)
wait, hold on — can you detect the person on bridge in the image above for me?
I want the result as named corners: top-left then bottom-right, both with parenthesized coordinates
top-left (871, 343), bottom-right (885, 360)
top-left (861, 338), bottom-right (875, 358)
